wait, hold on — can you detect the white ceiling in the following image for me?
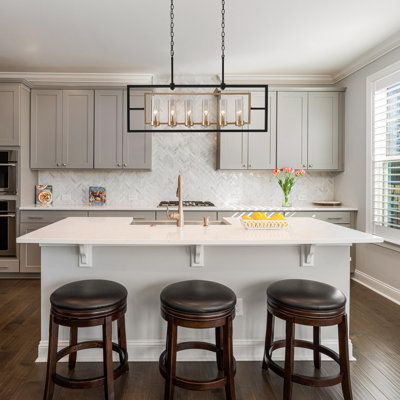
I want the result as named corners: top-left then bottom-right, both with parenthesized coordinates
top-left (0, 0), bottom-right (399, 78)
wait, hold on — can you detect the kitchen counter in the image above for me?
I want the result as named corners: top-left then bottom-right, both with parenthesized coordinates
top-left (18, 217), bottom-right (378, 364)
top-left (19, 204), bottom-right (358, 212)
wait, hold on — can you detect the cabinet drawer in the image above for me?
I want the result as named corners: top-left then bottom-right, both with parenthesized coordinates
top-left (88, 211), bottom-right (156, 219)
top-left (287, 211), bottom-right (350, 224)
top-left (0, 258), bottom-right (19, 273)
top-left (20, 210), bottom-right (87, 223)
top-left (156, 210), bottom-right (218, 221)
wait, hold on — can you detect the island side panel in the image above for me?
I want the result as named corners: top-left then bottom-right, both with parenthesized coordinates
top-left (38, 244), bottom-right (352, 362)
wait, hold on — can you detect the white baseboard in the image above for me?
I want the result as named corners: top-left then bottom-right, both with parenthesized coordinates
top-left (36, 338), bottom-right (354, 363)
top-left (352, 269), bottom-right (400, 306)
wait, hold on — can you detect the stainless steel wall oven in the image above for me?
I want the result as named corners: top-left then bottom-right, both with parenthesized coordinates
top-left (0, 150), bottom-right (17, 195)
top-left (0, 200), bottom-right (16, 257)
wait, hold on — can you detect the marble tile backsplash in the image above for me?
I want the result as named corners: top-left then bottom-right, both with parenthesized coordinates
top-left (38, 132), bottom-right (334, 207)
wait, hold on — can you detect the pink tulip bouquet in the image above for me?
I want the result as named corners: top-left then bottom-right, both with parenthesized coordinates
top-left (272, 167), bottom-right (305, 207)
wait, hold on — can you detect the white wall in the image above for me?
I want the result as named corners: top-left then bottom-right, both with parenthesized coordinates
top-left (335, 46), bottom-right (400, 295)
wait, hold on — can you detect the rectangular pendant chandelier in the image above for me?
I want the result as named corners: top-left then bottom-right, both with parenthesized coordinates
top-left (126, 0), bottom-right (268, 133)
top-left (127, 84), bottom-right (268, 133)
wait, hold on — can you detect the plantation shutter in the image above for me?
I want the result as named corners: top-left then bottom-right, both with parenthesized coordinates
top-left (372, 78), bottom-right (400, 243)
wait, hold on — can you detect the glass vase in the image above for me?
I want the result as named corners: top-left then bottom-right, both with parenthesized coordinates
top-left (282, 192), bottom-right (291, 207)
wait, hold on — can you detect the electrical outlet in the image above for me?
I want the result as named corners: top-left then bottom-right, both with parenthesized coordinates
top-left (235, 298), bottom-right (243, 316)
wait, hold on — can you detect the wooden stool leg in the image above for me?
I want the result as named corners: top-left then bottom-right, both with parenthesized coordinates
top-left (216, 326), bottom-right (224, 371)
top-left (283, 321), bottom-right (295, 400)
top-left (223, 316), bottom-right (236, 400)
top-left (262, 310), bottom-right (274, 370)
top-left (103, 316), bottom-right (115, 400)
top-left (43, 314), bottom-right (59, 400)
top-left (68, 326), bottom-right (78, 370)
top-left (117, 314), bottom-right (129, 371)
top-left (164, 319), bottom-right (177, 400)
top-left (338, 315), bottom-right (353, 400)
top-left (313, 326), bottom-right (321, 369)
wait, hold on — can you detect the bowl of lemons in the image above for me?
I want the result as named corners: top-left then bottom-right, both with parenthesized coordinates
top-left (240, 212), bottom-right (288, 230)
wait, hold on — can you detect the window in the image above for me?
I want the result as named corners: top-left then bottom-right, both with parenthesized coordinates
top-left (372, 77), bottom-right (400, 243)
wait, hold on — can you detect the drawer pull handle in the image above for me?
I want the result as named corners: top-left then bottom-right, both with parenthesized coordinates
top-left (27, 216), bottom-right (43, 220)
top-left (0, 214), bottom-right (16, 218)
top-left (327, 217), bottom-right (343, 220)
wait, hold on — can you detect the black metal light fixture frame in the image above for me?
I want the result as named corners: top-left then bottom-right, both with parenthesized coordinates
top-left (126, 0), bottom-right (268, 133)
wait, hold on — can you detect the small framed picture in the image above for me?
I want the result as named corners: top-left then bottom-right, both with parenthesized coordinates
top-left (35, 185), bottom-right (53, 207)
top-left (89, 186), bottom-right (106, 206)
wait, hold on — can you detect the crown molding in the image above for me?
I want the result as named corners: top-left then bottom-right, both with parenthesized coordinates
top-left (0, 72), bottom-right (153, 87)
top-left (333, 30), bottom-right (400, 83)
top-left (223, 74), bottom-right (334, 85)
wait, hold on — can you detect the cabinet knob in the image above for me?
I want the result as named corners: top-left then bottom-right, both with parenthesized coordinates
top-left (309, 164), bottom-right (313, 168)
top-left (56, 163), bottom-right (60, 167)
top-left (62, 163), bottom-right (66, 167)
top-left (242, 164), bottom-right (246, 168)
top-left (302, 164), bottom-right (307, 168)
top-left (248, 164), bottom-right (252, 168)
top-left (117, 163), bottom-right (121, 167)
top-left (123, 163), bottom-right (127, 167)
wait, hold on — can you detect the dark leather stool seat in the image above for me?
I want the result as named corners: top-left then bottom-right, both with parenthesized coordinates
top-left (160, 279), bottom-right (236, 314)
top-left (263, 279), bottom-right (352, 400)
top-left (267, 279), bottom-right (346, 311)
top-left (50, 279), bottom-right (128, 311)
top-left (160, 280), bottom-right (237, 400)
top-left (43, 280), bottom-right (129, 400)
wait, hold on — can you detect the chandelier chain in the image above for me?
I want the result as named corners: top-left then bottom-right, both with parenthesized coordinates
top-left (221, 0), bottom-right (225, 58)
top-left (170, 0), bottom-right (175, 58)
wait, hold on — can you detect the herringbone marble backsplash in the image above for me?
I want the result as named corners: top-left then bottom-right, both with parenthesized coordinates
top-left (38, 132), bottom-right (334, 207)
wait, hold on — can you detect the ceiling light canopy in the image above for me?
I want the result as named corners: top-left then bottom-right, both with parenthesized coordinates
top-left (126, 0), bottom-right (268, 133)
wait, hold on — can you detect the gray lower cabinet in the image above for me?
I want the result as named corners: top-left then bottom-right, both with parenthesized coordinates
top-left (277, 91), bottom-right (341, 171)
top-left (31, 89), bottom-right (94, 169)
top-left (0, 84), bottom-right (25, 146)
top-left (218, 91), bottom-right (277, 170)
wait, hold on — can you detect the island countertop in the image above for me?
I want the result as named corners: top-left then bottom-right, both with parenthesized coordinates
top-left (17, 217), bottom-right (381, 246)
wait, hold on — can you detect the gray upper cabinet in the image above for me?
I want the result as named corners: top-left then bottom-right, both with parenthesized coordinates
top-left (277, 91), bottom-right (341, 171)
top-left (0, 84), bottom-right (22, 146)
top-left (31, 89), bottom-right (94, 169)
top-left (31, 90), bottom-right (62, 169)
top-left (62, 90), bottom-right (94, 168)
top-left (308, 92), bottom-right (339, 170)
top-left (123, 89), bottom-right (152, 169)
top-left (277, 92), bottom-right (308, 169)
top-left (94, 90), bottom-right (123, 169)
top-left (218, 91), bottom-right (277, 170)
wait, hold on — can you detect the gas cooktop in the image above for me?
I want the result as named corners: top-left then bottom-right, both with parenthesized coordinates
top-left (158, 201), bottom-right (215, 207)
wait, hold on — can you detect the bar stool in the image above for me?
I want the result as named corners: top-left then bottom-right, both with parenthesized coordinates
top-left (43, 279), bottom-right (129, 400)
top-left (159, 280), bottom-right (237, 400)
top-left (262, 279), bottom-right (352, 400)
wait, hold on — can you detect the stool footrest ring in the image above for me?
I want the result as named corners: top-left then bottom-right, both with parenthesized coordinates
top-left (265, 339), bottom-right (342, 387)
top-left (53, 340), bottom-right (128, 389)
top-left (159, 341), bottom-right (236, 391)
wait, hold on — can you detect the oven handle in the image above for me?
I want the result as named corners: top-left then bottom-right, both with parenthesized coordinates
top-left (0, 163), bottom-right (17, 167)
top-left (0, 213), bottom-right (16, 218)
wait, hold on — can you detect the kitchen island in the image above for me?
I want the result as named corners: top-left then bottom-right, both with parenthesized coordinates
top-left (17, 217), bottom-right (381, 362)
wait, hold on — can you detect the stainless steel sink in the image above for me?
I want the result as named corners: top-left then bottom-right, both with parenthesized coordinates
top-left (130, 220), bottom-right (228, 226)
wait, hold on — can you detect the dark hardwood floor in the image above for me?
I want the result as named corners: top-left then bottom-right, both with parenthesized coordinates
top-left (0, 279), bottom-right (399, 399)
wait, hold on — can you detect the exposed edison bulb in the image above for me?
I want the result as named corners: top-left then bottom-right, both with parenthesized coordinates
top-left (235, 97), bottom-right (244, 127)
top-left (151, 98), bottom-right (160, 127)
top-left (219, 98), bottom-right (228, 127)
top-left (168, 99), bottom-right (177, 127)
top-left (202, 99), bottom-right (210, 127)
top-left (185, 99), bottom-right (194, 127)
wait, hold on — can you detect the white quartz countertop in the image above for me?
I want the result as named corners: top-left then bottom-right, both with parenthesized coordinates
top-left (17, 217), bottom-right (380, 246)
top-left (19, 204), bottom-right (358, 212)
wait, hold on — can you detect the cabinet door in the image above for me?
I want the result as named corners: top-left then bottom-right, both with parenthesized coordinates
top-left (122, 90), bottom-right (152, 169)
top-left (219, 131), bottom-right (248, 169)
top-left (0, 84), bottom-right (20, 145)
top-left (94, 90), bottom-right (123, 169)
top-left (277, 92), bottom-right (308, 169)
top-left (248, 91), bottom-right (277, 169)
top-left (19, 222), bottom-right (48, 273)
top-left (62, 90), bottom-right (94, 168)
top-left (31, 90), bottom-right (63, 169)
top-left (308, 92), bottom-right (339, 170)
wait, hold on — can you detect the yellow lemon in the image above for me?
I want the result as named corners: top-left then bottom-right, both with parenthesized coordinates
top-left (252, 212), bottom-right (267, 220)
top-left (241, 215), bottom-right (251, 220)
top-left (271, 213), bottom-right (285, 221)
